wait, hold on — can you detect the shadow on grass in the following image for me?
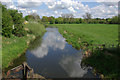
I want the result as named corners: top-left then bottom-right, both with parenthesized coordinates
top-left (81, 46), bottom-right (120, 78)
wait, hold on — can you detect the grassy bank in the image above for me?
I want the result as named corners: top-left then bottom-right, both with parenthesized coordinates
top-left (2, 22), bottom-right (46, 69)
top-left (50, 24), bottom-right (118, 49)
top-left (49, 24), bottom-right (119, 78)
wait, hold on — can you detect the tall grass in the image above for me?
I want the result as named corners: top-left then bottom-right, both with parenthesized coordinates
top-left (24, 22), bottom-right (46, 37)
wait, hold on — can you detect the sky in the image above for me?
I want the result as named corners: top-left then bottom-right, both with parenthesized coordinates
top-left (0, 0), bottom-right (120, 18)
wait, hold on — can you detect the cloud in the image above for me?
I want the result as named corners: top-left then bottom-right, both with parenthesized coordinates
top-left (17, 0), bottom-right (42, 8)
top-left (0, 0), bottom-right (119, 18)
top-left (90, 4), bottom-right (118, 18)
top-left (46, 0), bottom-right (83, 13)
top-left (0, 0), bottom-right (17, 9)
top-left (17, 0), bottom-right (55, 8)
top-left (32, 10), bottom-right (37, 13)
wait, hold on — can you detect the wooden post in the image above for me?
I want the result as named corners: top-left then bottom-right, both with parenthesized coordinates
top-left (29, 69), bottom-right (34, 78)
top-left (22, 62), bottom-right (27, 79)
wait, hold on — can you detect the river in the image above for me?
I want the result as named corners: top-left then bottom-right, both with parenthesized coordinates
top-left (6, 28), bottom-right (97, 78)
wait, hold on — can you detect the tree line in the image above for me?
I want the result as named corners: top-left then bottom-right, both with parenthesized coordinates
top-left (1, 3), bottom-right (26, 38)
top-left (40, 13), bottom-right (119, 24)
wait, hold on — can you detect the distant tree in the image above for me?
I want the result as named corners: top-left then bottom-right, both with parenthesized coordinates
top-left (110, 16), bottom-right (118, 24)
top-left (42, 16), bottom-right (48, 22)
top-left (49, 16), bottom-right (55, 24)
top-left (61, 14), bottom-right (74, 24)
top-left (75, 18), bottom-right (80, 24)
top-left (79, 18), bottom-right (83, 23)
top-left (55, 17), bottom-right (64, 24)
top-left (25, 13), bottom-right (40, 21)
top-left (83, 13), bottom-right (92, 19)
top-left (30, 13), bottom-right (40, 20)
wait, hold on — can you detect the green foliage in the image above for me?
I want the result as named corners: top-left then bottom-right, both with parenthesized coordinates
top-left (2, 22), bottom-right (46, 68)
top-left (2, 5), bottom-right (13, 37)
top-left (1, 3), bottom-right (26, 37)
top-left (41, 15), bottom-right (118, 24)
top-left (25, 13), bottom-right (40, 21)
top-left (110, 16), bottom-right (118, 24)
top-left (49, 16), bottom-right (55, 24)
top-left (24, 22), bottom-right (46, 37)
top-left (8, 9), bottom-right (26, 37)
top-left (42, 16), bottom-right (48, 22)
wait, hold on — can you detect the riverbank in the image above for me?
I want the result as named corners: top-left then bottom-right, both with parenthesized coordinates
top-left (49, 24), bottom-right (120, 78)
top-left (2, 22), bottom-right (46, 69)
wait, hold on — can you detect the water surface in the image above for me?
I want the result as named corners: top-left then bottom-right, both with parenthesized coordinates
top-left (26, 28), bottom-right (96, 78)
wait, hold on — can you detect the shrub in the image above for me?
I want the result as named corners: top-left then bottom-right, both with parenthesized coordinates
top-left (2, 5), bottom-right (13, 37)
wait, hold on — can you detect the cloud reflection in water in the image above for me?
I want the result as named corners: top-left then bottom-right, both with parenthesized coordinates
top-left (31, 28), bottom-right (66, 58)
top-left (59, 52), bottom-right (88, 77)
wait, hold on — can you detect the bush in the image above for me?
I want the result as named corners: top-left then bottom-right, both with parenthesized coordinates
top-left (2, 5), bottom-right (13, 37)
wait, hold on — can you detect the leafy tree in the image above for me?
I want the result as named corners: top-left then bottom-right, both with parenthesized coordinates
top-left (110, 16), bottom-right (118, 24)
top-left (2, 5), bottom-right (13, 37)
top-left (48, 16), bottom-right (55, 24)
top-left (42, 16), bottom-right (48, 22)
top-left (9, 9), bottom-right (25, 37)
top-left (79, 18), bottom-right (83, 23)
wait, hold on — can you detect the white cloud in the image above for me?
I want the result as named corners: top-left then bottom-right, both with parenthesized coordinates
top-left (46, 0), bottom-right (90, 14)
top-left (0, 0), bottom-right (119, 18)
top-left (32, 10), bottom-right (37, 13)
top-left (90, 4), bottom-right (118, 18)
top-left (17, 0), bottom-right (55, 8)
top-left (0, 0), bottom-right (17, 9)
top-left (54, 11), bottom-right (58, 14)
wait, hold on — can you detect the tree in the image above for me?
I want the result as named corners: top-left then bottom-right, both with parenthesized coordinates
top-left (42, 16), bottom-right (48, 22)
top-left (83, 13), bottom-right (92, 19)
top-left (8, 9), bottom-right (25, 37)
top-left (49, 16), bottom-right (55, 24)
top-left (79, 18), bottom-right (83, 23)
top-left (2, 4), bottom-right (13, 37)
top-left (25, 13), bottom-right (40, 21)
top-left (110, 16), bottom-right (118, 24)
top-left (55, 17), bottom-right (64, 24)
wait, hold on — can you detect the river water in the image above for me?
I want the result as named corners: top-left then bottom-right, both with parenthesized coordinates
top-left (5, 28), bottom-right (97, 78)
top-left (25, 28), bottom-right (96, 78)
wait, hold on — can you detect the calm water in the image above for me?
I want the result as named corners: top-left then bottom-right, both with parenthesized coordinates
top-left (25, 28), bottom-right (96, 78)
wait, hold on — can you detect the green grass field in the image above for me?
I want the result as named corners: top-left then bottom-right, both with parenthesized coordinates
top-left (49, 24), bottom-right (119, 78)
top-left (50, 24), bottom-right (118, 49)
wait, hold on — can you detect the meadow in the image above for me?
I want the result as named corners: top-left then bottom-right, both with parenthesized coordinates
top-left (50, 24), bottom-right (118, 49)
